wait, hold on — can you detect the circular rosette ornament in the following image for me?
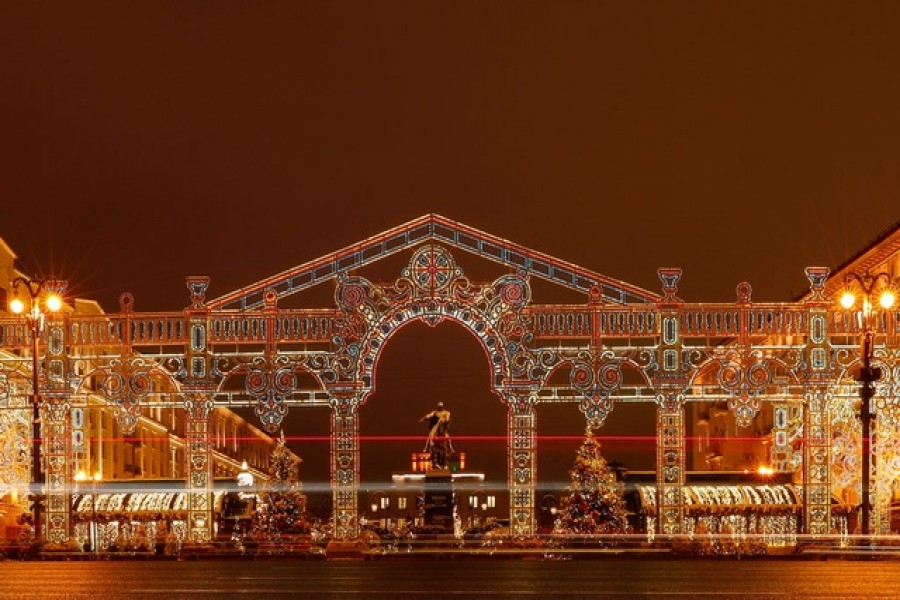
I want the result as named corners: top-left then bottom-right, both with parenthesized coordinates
top-left (495, 274), bottom-right (531, 311)
top-left (718, 362), bottom-right (742, 391)
top-left (405, 245), bottom-right (460, 293)
top-left (570, 363), bottom-right (594, 391)
top-left (335, 277), bottom-right (372, 314)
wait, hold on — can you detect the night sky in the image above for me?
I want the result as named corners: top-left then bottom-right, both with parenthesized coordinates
top-left (2, 2), bottom-right (899, 489)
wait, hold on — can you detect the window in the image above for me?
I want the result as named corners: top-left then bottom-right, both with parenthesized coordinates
top-left (486, 495), bottom-right (496, 508)
top-left (398, 497), bottom-right (407, 510)
top-left (380, 496), bottom-right (390, 510)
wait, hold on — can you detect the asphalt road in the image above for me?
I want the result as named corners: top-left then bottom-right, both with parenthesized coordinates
top-left (1, 557), bottom-right (899, 599)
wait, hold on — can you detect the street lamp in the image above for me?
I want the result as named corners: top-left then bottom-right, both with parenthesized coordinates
top-left (839, 271), bottom-right (896, 539)
top-left (9, 275), bottom-right (64, 543)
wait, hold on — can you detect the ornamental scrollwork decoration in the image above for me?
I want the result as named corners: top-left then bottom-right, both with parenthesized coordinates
top-left (96, 359), bottom-right (156, 434)
top-left (712, 351), bottom-right (786, 428)
top-left (304, 351), bottom-right (355, 387)
top-left (481, 273), bottom-right (532, 339)
top-left (682, 348), bottom-right (714, 375)
top-left (831, 429), bottom-right (859, 490)
top-left (183, 391), bottom-right (215, 420)
top-left (486, 274), bottom-right (554, 382)
top-left (161, 356), bottom-right (188, 382)
top-left (510, 347), bottom-right (559, 382)
top-left (869, 348), bottom-right (900, 426)
top-left (0, 372), bottom-right (31, 490)
top-left (630, 348), bottom-right (659, 379)
top-left (876, 422), bottom-right (900, 484)
top-left (244, 355), bottom-right (297, 434)
top-left (344, 247), bottom-right (523, 388)
top-left (568, 351), bottom-right (624, 429)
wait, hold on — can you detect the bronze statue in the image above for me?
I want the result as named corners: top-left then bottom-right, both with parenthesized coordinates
top-left (419, 401), bottom-right (454, 468)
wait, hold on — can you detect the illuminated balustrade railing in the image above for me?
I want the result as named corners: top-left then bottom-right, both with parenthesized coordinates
top-left (529, 304), bottom-right (811, 340)
top-left (208, 309), bottom-right (339, 343)
top-left (743, 307), bottom-right (807, 336)
top-left (0, 320), bottom-right (39, 348)
top-left (18, 308), bottom-right (342, 350)
top-left (828, 308), bottom-right (897, 336)
top-left (597, 308), bottom-right (657, 336)
top-left (529, 307), bottom-right (592, 338)
top-left (528, 307), bottom-right (658, 338)
top-left (679, 306), bottom-right (741, 337)
top-left (3, 302), bottom-right (893, 350)
top-left (64, 314), bottom-right (187, 348)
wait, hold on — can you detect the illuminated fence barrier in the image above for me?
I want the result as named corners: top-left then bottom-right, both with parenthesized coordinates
top-left (632, 484), bottom-right (853, 551)
top-left (70, 488), bottom-right (229, 554)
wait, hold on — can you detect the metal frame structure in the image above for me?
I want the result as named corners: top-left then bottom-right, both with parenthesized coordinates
top-left (0, 214), bottom-right (898, 545)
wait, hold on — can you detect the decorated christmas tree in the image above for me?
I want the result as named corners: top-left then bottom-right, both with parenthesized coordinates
top-left (251, 432), bottom-right (310, 539)
top-left (554, 427), bottom-right (629, 539)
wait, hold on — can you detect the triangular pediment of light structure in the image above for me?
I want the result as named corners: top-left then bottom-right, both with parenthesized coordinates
top-left (208, 214), bottom-right (659, 311)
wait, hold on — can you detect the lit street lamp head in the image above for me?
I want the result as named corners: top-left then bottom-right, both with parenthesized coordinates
top-left (9, 276), bottom-right (64, 317)
top-left (840, 271), bottom-right (897, 316)
top-left (9, 296), bottom-right (25, 314)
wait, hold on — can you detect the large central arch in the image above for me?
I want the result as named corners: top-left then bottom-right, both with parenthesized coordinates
top-left (325, 245), bottom-right (542, 537)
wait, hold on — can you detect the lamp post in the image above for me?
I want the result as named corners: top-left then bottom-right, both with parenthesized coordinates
top-left (839, 271), bottom-right (896, 539)
top-left (9, 275), bottom-right (63, 543)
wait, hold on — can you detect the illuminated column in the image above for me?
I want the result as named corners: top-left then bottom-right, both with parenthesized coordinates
top-left (182, 276), bottom-right (214, 544)
top-left (803, 386), bottom-right (832, 536)
top-left (42, 311), bottom-right (72, 547)
top-left (329, 387), bottom-right (361, 540)
top-left (655, 392), bottom-right (685, 535)
top-left (654, 268), bottom-right (686, 536)
top-left (801, 267), bottom-right (832, 536)
top-left (504, 386), bottom-right (536, 538)
top-left (184, 390), bottom-right (214, 544)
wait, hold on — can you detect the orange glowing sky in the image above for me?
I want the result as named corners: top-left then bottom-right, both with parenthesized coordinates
top-left (2, 1), bottom-right (899, 484)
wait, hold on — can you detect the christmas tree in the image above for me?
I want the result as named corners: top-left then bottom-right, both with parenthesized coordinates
top-left (251, 432), bottom-right (310, 539)
top-left (554, 428), bottom-right (629, 539)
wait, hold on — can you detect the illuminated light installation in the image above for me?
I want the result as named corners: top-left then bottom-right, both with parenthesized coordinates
top-left (0, 214), bottom-right (898, 547)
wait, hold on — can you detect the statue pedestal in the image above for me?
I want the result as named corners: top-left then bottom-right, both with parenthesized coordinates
top-left (423, 470), bottom-right (454, 532)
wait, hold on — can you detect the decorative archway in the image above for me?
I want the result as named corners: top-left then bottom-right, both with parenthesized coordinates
top-left (325, 245), bottom-right (543, 537)
top-left (1, 214), bottom-right (896, 549)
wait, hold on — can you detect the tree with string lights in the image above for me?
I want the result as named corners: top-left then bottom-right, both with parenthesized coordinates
top-left (553, 427), bottom-right (629, 542)
top-left (251, 433), bottom-right (311, 541)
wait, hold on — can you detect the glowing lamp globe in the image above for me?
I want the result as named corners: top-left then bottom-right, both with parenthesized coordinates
top-left (9, 297), bottom-right (25, 314)
top-left (45, 293), bottom-right (63, 312)
top-left (839, 291), bottom-right (856, 310)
